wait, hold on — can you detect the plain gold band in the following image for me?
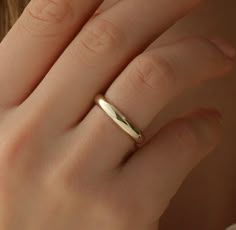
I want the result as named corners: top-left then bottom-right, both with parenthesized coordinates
top-left (95, 94), bottom-right (145, 144)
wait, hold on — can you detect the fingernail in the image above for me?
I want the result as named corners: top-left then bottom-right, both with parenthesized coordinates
top-left (210, 38), bottom-right (235, 59)
top-left (198, 108), bottom-right (223, 125)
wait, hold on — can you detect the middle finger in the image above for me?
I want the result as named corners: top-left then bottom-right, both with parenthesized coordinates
top-left (19, 0), bottom-right (202, 135)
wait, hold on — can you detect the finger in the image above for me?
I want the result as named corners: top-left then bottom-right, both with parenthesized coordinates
top-left (68, 37), bottom-right (233, 170)
top-left (93, 0), bottom-right (120, 18)
top-left (98, 0), bottom-right (120, 11)
top-left (105, 37), bottom-right (234, 131)
top-left (0, 0), bottom-right (103, 107)
top-left (118, 109), bottom-right (222, 222)
top-left (20, 0), bottom-right (202, 134)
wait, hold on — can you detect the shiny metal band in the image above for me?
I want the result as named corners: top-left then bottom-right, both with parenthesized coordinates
top-left (95, 94), bottom-right (144, 144)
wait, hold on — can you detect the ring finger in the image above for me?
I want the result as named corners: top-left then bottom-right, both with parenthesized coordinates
top-left (18, 0), bottom-right (202, 135)
top-left (57, 37), bottom-right (234, 174)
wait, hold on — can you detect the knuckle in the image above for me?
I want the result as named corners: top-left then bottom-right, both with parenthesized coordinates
top-left (94, 195), bottom-right (135, 227)
top-left (78, 17), bottom-right (124, 56)
top-left (19, 0), bottom-right (72, 37)
top-left (0, 112), bottom-right (36, 168)
top-left (0, 127), bottom-right (29, 167)
top-left (130, 54), bottom-right (175, 91)
top-left (46, 164), bottom-right (93, 199)
top-left (169, 119), bottom-right (199, 161)
top-left (112, 195), bottom-right (150, 226)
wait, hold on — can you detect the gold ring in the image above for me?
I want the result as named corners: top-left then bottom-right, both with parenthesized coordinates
top-left (95, 94), bottom-right (145, 144)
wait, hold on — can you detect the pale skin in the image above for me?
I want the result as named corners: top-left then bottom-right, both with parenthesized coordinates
top-left (0, 0), bottom-right (235, 230)
top-left (147, 1), bottom-right (236, 229)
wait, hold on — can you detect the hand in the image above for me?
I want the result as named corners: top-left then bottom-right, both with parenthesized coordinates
top-left (0, 0), bottom-right (234, 229)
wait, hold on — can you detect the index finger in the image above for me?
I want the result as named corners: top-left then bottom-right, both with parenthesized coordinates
top-left (21, 0), bottom-right (203, 134)
top-left (0, 0), bottom-right (103, 107)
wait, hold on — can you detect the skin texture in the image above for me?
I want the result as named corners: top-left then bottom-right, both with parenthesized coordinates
top-left (149, 1), bottom-right (236, 229)
top-left (0, 0), bottom-right (235, 229)
top-left (71, 1), bottom-right (236, 228)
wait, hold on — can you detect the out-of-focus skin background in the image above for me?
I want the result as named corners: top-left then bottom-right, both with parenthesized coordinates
top-left (146, 0), bottom-right (236, 229)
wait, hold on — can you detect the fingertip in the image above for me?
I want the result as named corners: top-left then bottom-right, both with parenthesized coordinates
top-left (210, 38), bottom-right (235, 59)
top-left (187, 108), bottom-right (223, 125)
